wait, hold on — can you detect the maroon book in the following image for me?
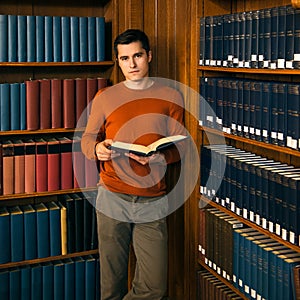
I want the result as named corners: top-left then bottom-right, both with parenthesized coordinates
top-left (63, 79), bottom-right (75, 128)
top-left (39, 79), bottom-right (51, 129)
top-left (46, 137), bottom-right (60, 191)
top-left (97, 77), bottom-right (108, 90)
top-left (24, 138), bottom-right (36, 193)
top-left (13, 139), bottom-right (25, 194)
top-left (51, 78), bottom-right (63, 129)
top-left (35, 137), bottom-right (48, 192)
top-left (75, 78), bottom-right (87, 128)
top-left (26, 80), bottom-right (40, 130)
top-left (86, 78), bottom-right (98, 117)
top-left (72, 136), bottom-right (85, 189)
top-left (57, 136), bottom-right (73, 190)
top-left (2, 140), bottom-right (14, 195)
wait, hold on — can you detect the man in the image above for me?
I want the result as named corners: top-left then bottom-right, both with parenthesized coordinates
top-left (81, 29), bottom-right (186, 299)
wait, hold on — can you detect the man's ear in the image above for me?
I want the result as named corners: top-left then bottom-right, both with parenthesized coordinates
top-left (148, 50), bottom-right (152, 63)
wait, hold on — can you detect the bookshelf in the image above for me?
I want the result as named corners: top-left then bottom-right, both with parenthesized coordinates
top-left (0, 0), bottom-right (115, 298)
top-left (194, 0), bottom-right (300, 299)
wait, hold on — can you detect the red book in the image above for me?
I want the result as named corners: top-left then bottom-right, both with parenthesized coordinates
top-left (85, 157), bottom-right (99, 188)
top-left (46, 137), bottom-right (60, 191)
top-left (63, 79), bottom-right (75, 128)
top-left (26, 80), bottom-right (40, 130)
top-left (97, 77), bottom-right (108, 90)
top-left (13, 139), bottom-right (25, 194)
top-left (57, 136), bottom-right (73, 190)
top-left (24, 138), bottom-right (36, 193)
top-left (35, 137), bottom-right (48, 192)
top-left (2, 140), bottom-right (14, 195)
top-left (75, 78), bottom-right (87, 128)
top-left (51, 79), bottom-right (63, 129)
top-left (39, 79), bottom-right (51, 129)
top-left (86, 78), bottom-right (98, 117)
top-left (72, 136), bottom-right (85, 189)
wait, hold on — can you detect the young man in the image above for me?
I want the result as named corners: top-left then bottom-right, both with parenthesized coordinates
top-left (81, 29), bottom-right (186, 299)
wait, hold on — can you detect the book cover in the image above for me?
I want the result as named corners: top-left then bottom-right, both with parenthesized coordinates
top-left (22, 204), bottom-right (37, 260)
top-left (46, 201), bottom-right (62, 256)
top-left (0, 207), bottom-right (10, 263)
top-left (8, 14), bottom-right (17, 62)
top-left (61, 16), bottom-right (71, 62)
top-left (51, 78), bottom-right (63, 129)
top-left (26, 79), bottom-right (40, 130)
top-left (44, 15), bottom-right (53, 62)
top-left (10, 83), bottom-right (20, 131)
top-left (34, 202), bottom-right (50, 258)
top-left (1, 83), bottom-right (10, 131)
top-left (26, 15), bottom-right (36, 62)
top-left (110, 134), bottom-right (188, 157)
top-left (36, 15), bottom-right (45, 62)
top-left (9, 205), bottom-right (24, 262)
top-left (63, 78), bottom-right (75, 128)
top-left (2, 139), bottom-right (14, 195)
top-left (53, 16), bottom-right (62, 62)
top-left (24, 138), bottom-right (36, 193)
top-left (13, 139), bottom-right (25, 194)
top-left (46, 137), bottom-right (60, 191)
top-left (35, 137), bottom-right (47, 192)
top-left (0, 15), bottom-right (8, 62)
top-left (39, 79), bottom-right (51, 129)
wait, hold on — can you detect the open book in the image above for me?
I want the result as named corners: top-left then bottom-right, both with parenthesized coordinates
top-left (110, 134), bottom-right (188, 157)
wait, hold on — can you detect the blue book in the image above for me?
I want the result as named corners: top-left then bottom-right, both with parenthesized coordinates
top-left (0, 15), bottom-right (8, 62)
top-left (96, 17), bottom-right (105, 61)
top-left (53, 16), bottom-right (62, 62)
top-left (74, 256), bottom-right (85, 300)
top-left (79, 17), bottom-right (88, 62)
top-left (85, 255), bottom-right (96, 300)
top-left (283, 257), bottom-right (300, 300)
top-left (87, 17), bottom-right (96, 61)
top-left (0, 207), bottom-right (10, 263)
top-left (61, 16), bottom-right (71, 62)
top-left (31, 264), bottom-right (42, 300)
top-left (73, 193), bottom-right (84, 252)
top-left (9, 205), bottom-right (24, 262)
top-left (9, 267), bottom-right (21, 299)
top-left (10, 82), bottom-right (20, 130)
top-left (53, 260), bottom-right (64, 300)
top-left (20, 82), bottom-right (26, 130)
top-left (70, 16), bottom-right (79, 62)
top-left (64, 258), bottom-right (75, 300)
top-left (20, 265), bottom-right (31, 300)
top-left (1, 83), bottom-right (10, 131)
top-left (17, 15), bottom-right (27, 62)
top-left (36, 15), bottom-right (45, 62)
top-left (8, 14), bottom-right (17, 62)
top-left (44, 16), bottom-right (53, 62)
top-left (46, 201), bottom-right (61, 256)
top-left (26, 15), bottom-right (36, 62)
top-left (0, 269), bottom-right (9, 299)
top-left (42, 262), bottom-right (54, 300)
top-left (34, 203), bottom-right (50, 258)
top-left (22, 204), bottom-right (37, 260)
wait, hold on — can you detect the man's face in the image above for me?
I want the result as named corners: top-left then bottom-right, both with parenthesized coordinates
top-left (117, 41), bottom-right (152, 81)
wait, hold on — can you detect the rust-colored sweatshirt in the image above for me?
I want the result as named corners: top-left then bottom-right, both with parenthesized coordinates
top-left (81, 81), bottom-right (186, 197)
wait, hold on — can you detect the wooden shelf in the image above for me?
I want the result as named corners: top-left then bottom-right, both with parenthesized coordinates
top-left (198, 259), bottom-right (247, 299)
top-left (0, 249), bottom-right (98, 269)
top-left (0, 128), bottom-right (84, 136)
top-left (0, 61), bottom-right (114, 67)
top-left (198, 195), bottom-right (300, 253)
top-left (199, 126), bottom-right (300, 158)
top-left (198, 66), bottom-right (300, 75)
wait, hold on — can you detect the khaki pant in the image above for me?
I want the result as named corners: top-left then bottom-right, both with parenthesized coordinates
top-left (96, 187), bottom-right (168, 300)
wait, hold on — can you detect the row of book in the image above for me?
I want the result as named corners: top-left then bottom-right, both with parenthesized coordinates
top-left (0, 77), bottom-right (107, 132)
top-left (1, 136), bottom-right (99, 195)
top-left (199, 5), bottom-right (300, 69)
top-left (0, 192), bottom-right (98, 264)
top-left (198, 208), bottom-right (300, 300)
top-left (0, 254), bottom-right (100, 300)
top-left (0, 14), bottom-right (106, 63)
top-left (199, 77), bottom-right (300, 150)
top-left (197, 270), bottom-right (243, 299)
top-left (200, 144), bottom-right (300, 245)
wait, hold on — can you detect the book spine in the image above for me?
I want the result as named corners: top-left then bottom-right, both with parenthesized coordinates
top-left (0, 208), bottom-right (10, 263)
top-left (26, 80), bottom-right (40, 130)
top-left (96, 17), bottom-right (105, 61)
top-left (61, 16), bottom-right (71, 62)
top-left (35, 203), bottom-right (50, 258)
top-left (35, 139), bottom-right (48, 192)
top-left (10, 83), bottom-right (20, 131)
top-left (44, 16), bottom-right (53, 62)
top-left (13, 140), bottom-right (25, 194)
top-left (36, 15), bottom-right (45, 62)
top-left (8, 14), bottom-right (17, 62)
top-left (53, 16), bottom-right (62, 62)
top-left (47, 138), bottom-right (60, 191)
top-left (22, 205), bottom-right (37, 260)
top-left (1, 83), bottom-right (10, 131)
top-left (26, 15), bottom-right (36, 62)
top-left (24, 139), bottom-right (36, 193)
top-left (39, 79), bottom-right (51, 129)
top-left (2, 141), bottom-right (14, 195)
top-left (70, 16), bottom-right (79, 62)
top-left (42, 263), bottom-right (54, 300)
top-left (31, 264), bottom-right (42, 299)
top-left (63, 79), bottom-right (75, 128)
top-left (0, 15), bottom-right (8, 62)
top-left (17, 15), bottom-right (27, 62)
top-left (75, 78), bottom-right (87, 127)
top-left (51, 78), bottom-right (63, 129)
top-left (79, 17), bottom-right (88, 62)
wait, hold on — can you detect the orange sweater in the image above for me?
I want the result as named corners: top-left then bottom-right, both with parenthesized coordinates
top-left (81, 81), bottom-right (186, 196)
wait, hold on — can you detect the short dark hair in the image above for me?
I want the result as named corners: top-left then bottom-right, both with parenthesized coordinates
top-left (113, 29), bottom-right (150, 58)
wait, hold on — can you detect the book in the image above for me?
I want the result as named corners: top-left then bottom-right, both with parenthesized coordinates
top-left (44, 16), bottom-right (53, 62)
top-left (53, 260), bottom-right (64, 300)
top-left (61, 16), bottom-right (71, 62)
top-left (0, 207), bottom-right (10, 263)
top-left (46, 137), bottom-right (60, 191)
top-left (2, 140), bottom-right (14, 195)
top-left (57, 201), bottom-right (67, 255)
top-left (9, 267), bottom-right (21, 299)
top-left (26, 15), bottom-right (36, 62)
top-left (63, 78), bottom-right (75, 128)
top-left (13, 139), bottom-right (25, 194)
top-left (39, 79), bottom-right (51, 129)
top-left (42, 262), bottom-right (54, 300)
top-left (20, 265), bottom-right (31, 300)
top-left (51, 78), bottom-right (63, 129)
top-left (36, 15), bottom-right (45, 62)
top-left (1, 83), bottom-right (10, 131)
top-left (24, 138), bottom-right (36, 193)
top-left (110, 134), bottom-right (188, 157)
top-left (8, 15), bottom-right (17, 62)
top-left (10, 83), bottom-right (20, 130)
top-left (0, 15), bottom-right (8, 62)
top-left (64, 258), bottom-right (75, 300)
top-left (74, 256), bottom-right (85, 299)
top-left (26, 80), bottom-right (40, 130)
top-left (46, 201), bottom-right (61, 256)
top-left (53, 16), bottom-right (62, 62)
top-left (35, 137), bottom-right (48, 192)
top-left (31, 264), bottom-right (42, 299)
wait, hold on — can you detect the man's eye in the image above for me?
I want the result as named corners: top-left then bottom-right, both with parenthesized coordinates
top-left (120, 57), bottom-right (128, 61)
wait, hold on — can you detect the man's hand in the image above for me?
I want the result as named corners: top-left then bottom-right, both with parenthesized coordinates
top-left (95, 139), bottom-right (120, 161)
top-left (125, 152), bottom-right (166, 165)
